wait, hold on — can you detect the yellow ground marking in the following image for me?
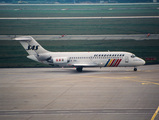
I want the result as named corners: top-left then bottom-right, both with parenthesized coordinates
top-left (151, 106), bottom-right (159, 120)
top-left (141, 82), bottom-right (159, 86)
top-left (80, 76), bottom-right (159, 86)
top-left (82, 76), bottom-right (99, 78)
top-left (142, 83), bottom-right (150, 85)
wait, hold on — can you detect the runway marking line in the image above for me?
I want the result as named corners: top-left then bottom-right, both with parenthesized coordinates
top-left (1, 16), bottom-right (159, 20)
top-left (151, 106), bottom-right (159, 120)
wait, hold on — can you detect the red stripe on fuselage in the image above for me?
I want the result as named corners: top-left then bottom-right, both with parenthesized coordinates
top-left (114, 59), bottom-right (119, 67)
top-left (116, 59), bottom-right (122, 67)
top-left (109, 59), bottom-right (115, 67)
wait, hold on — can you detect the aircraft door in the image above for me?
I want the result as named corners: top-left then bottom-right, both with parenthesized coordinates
top-left (125, 56), bottom-right (129, 63)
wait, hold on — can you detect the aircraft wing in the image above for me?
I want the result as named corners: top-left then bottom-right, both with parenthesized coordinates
top-left (68, 63), bottom-right (98, 67)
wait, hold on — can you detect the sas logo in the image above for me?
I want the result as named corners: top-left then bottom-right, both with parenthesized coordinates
top-left (27, 45), bottom-right (39, 50)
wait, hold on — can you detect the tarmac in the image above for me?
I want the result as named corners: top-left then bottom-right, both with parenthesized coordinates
top-left (1, 34), bottom-right (159, 40)
top-left (0, 65), bottom-right (159, 120)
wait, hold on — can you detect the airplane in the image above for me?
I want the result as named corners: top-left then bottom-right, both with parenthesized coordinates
top-left (15, 36), bottom-right (145, 72)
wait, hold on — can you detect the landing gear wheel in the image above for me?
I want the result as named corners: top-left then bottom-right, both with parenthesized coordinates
top-left (76, 67), bottom-right (83, 72)
top-left (134, 67), bottom-right (137, 71)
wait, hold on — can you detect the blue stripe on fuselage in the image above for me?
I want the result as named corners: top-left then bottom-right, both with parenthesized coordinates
top-left (104, 59), bottom-right (110, 67)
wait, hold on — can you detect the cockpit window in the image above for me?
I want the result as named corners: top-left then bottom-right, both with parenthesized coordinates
top-left (131, 54), bottom-right (136, 58)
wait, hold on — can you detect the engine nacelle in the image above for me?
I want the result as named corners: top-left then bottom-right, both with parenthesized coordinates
top-left (37, 54), bottom-right (51, 61)
top-left (53, 57), bottom-right (69, 64)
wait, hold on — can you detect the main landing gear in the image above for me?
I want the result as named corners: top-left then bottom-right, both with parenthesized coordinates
top-left (134, 67), bottom-right (137, 71)
top-left (76, 67), bottom-right (83, 72)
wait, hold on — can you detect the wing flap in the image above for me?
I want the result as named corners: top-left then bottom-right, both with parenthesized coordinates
top-left (68, 63), bottom-right (97, 67)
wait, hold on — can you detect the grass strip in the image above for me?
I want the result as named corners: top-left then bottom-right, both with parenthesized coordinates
top-left (0, 19), bottom-right (158, 35)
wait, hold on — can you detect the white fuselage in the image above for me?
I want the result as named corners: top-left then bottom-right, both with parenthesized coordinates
top-left (29, 51), bottom-right (145, 68)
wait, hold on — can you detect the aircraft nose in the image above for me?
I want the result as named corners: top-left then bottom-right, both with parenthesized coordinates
top-left (141, 59), bottom-right (146, 65)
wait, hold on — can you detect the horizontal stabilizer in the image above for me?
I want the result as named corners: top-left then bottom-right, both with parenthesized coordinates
top-left (14, 36), bottom-right (32, 41)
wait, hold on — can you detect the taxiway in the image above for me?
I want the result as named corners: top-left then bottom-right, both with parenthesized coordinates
top-left (1, 34), bottom-right (159, 40)
top-left (0, 16), bottom-right (159, 20)
top-left (0, 65), bottom-right (159, 120)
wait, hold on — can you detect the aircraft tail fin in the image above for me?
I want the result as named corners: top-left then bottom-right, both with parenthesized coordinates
top-left (15, 36), bottom-right (49, 55)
